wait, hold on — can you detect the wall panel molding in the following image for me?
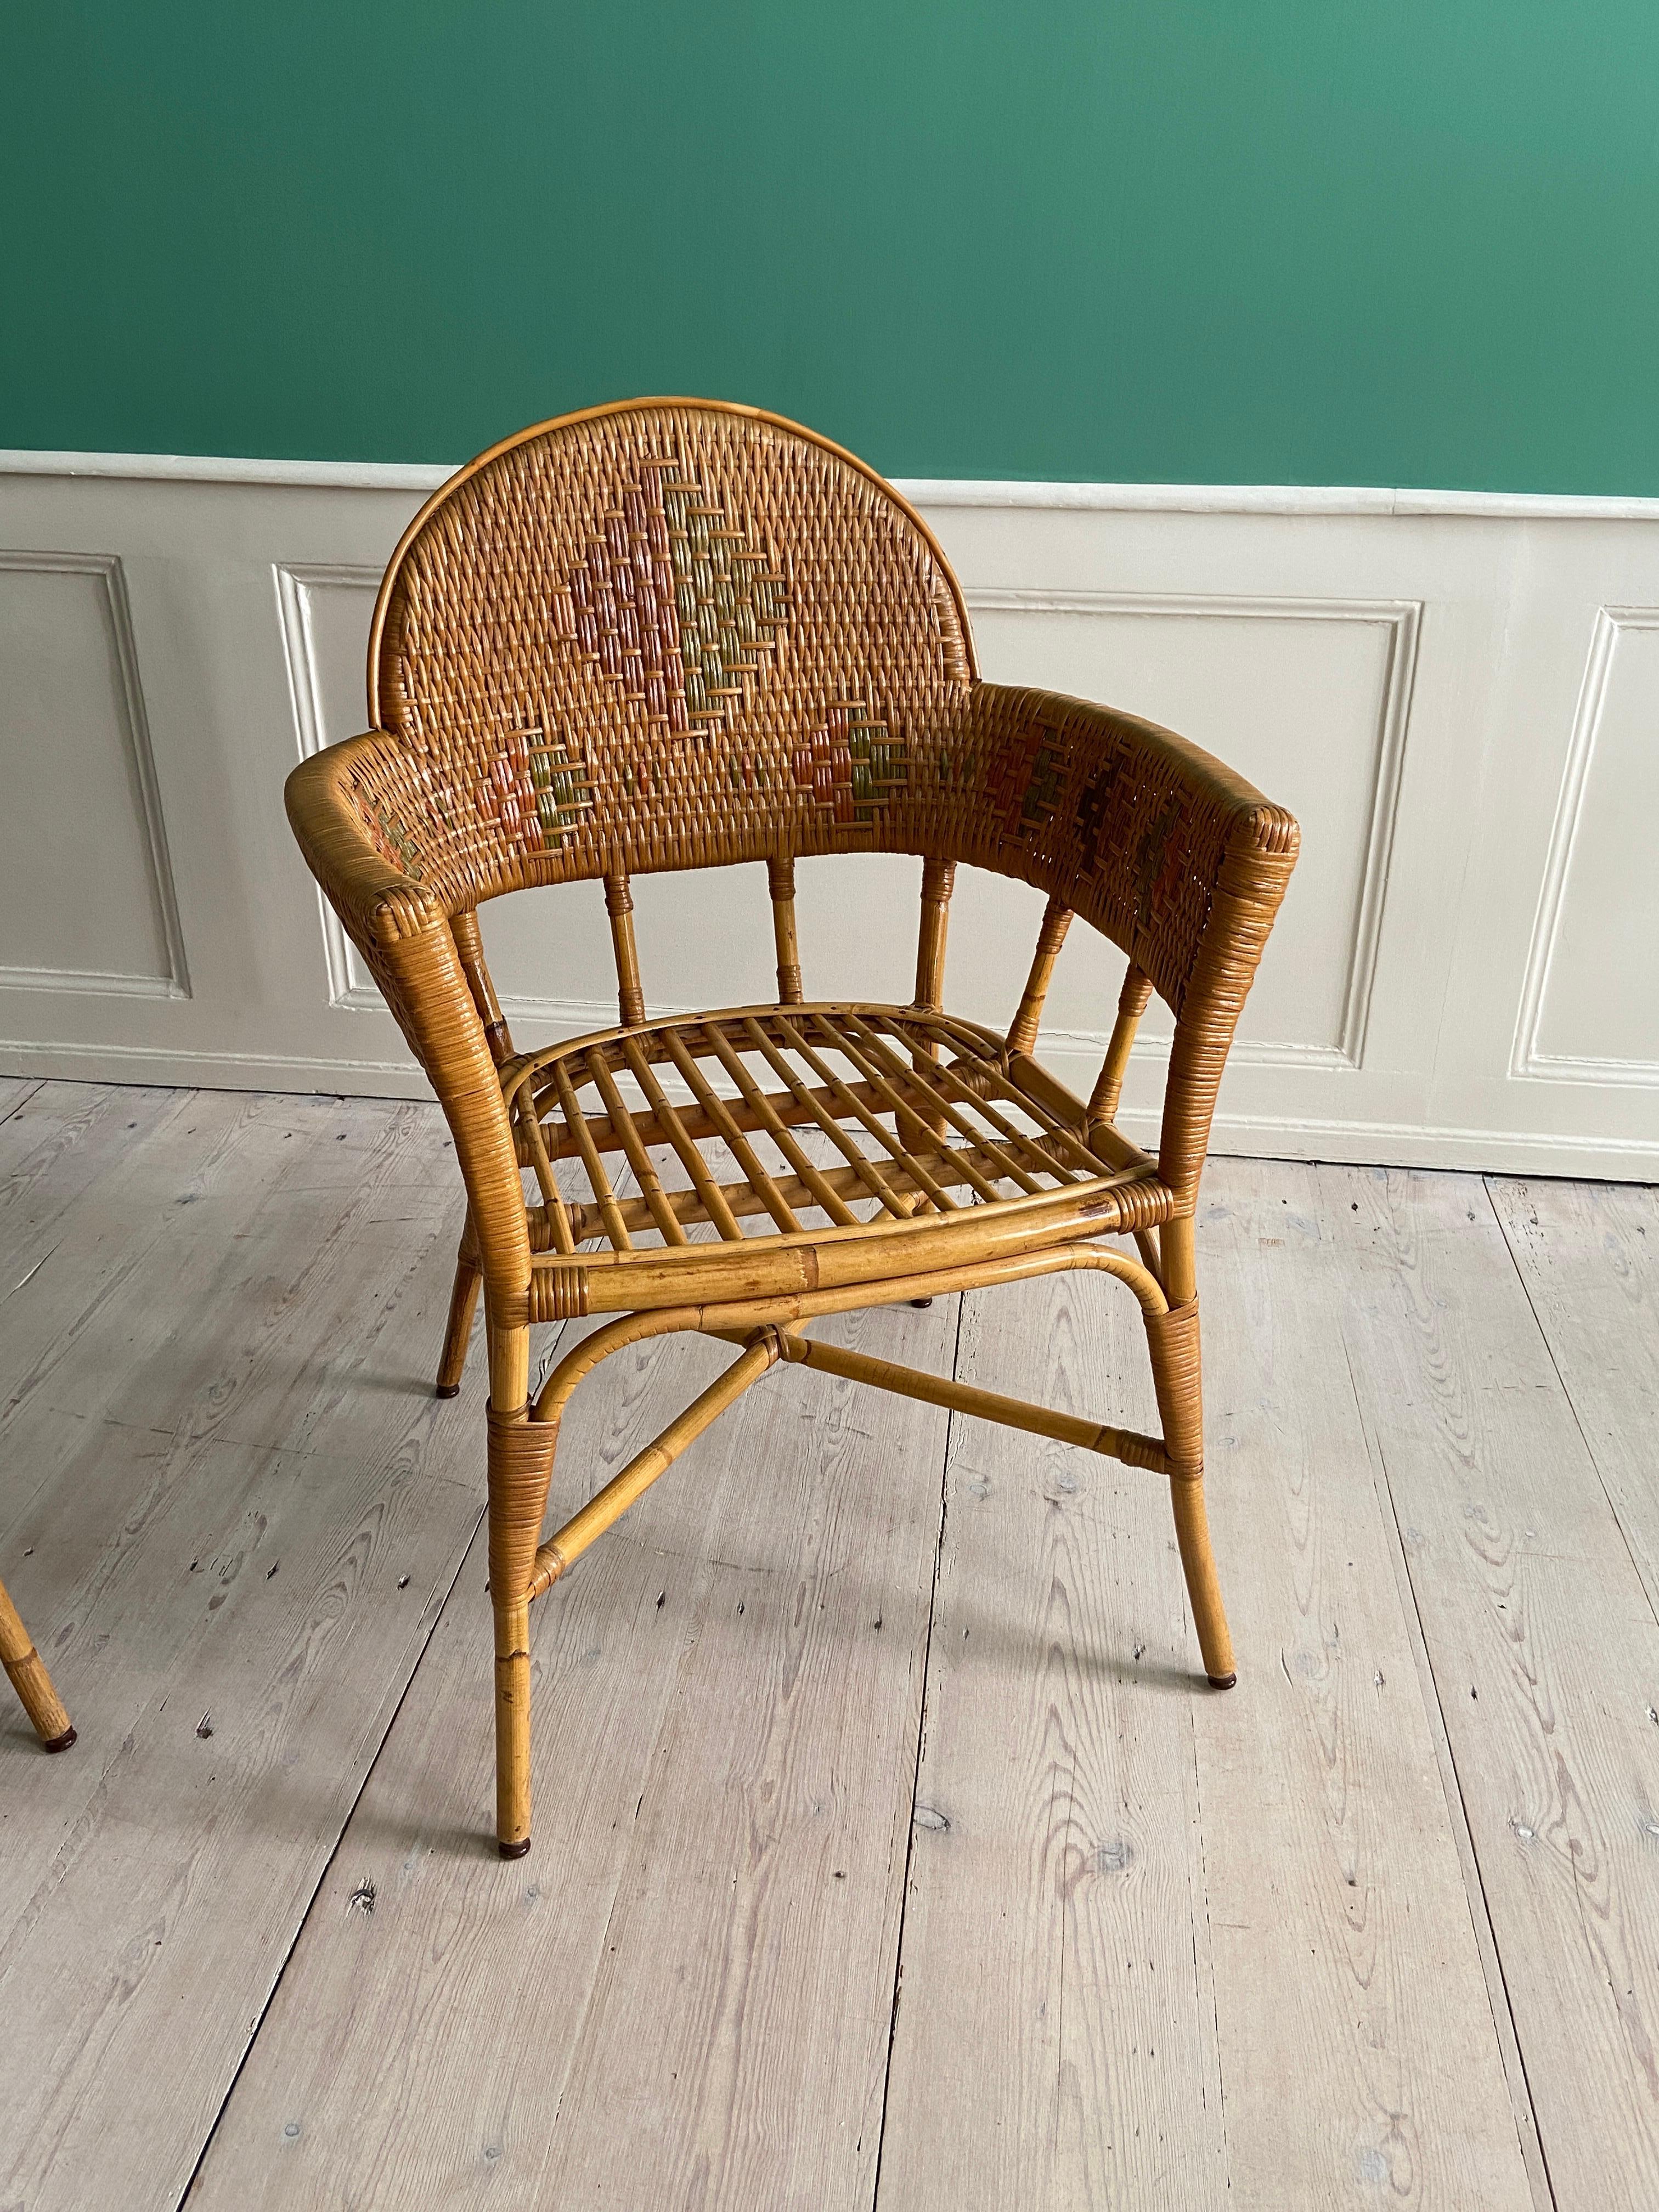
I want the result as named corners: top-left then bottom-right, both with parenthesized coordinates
top-left (14, 447), bottom-right (1659, 521)
top-left (274, 560), bottom-right (385, 1012)
top-left (963, 588), bottom-right (1420, 1073)
top-left (0, 548), bottom-right (189, 1001)
top-left (1511, 605), bottom-right (1659, 1089)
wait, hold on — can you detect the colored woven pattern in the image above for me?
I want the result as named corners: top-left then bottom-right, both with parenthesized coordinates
top-left (793, 700), bottom-right (908, 828)
top-left (549, 455), bottom-right (787, 739)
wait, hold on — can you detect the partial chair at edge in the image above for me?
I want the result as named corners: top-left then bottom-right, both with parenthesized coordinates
top-left (1, 1573), bottom-right (75, 1752)
top-left (285, 398), bottom-right (1299, 1857)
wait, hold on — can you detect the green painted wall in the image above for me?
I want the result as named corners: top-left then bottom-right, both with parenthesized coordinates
top-left (5, 5), bottom-right (1657, 490)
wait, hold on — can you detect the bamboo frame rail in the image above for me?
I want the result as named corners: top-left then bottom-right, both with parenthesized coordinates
top-left (284, 396), bottom-right (1298, 1856)
top-left (704, 1324), bottom-right (1172, 1472)
top-left (1, 1575), bottom-right (75, 1751)
top-left (528, 1327), bottom-right (785, 1598)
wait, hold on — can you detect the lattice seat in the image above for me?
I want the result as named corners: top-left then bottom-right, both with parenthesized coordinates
top-left (285, 398), bottom-right (1299, 1858)
top-left (493, 1001), bottom-right (1165, 1321)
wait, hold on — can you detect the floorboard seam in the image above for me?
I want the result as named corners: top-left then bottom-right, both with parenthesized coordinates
top-left (1335, 1271), bottom-right (1558, 2212)
top-left (167, 1493), bottom-right (488, 2209)
top-left (168, 1255), bottom-right (587, 2205)
top-left (0, 1076), bottom-right (46, 1127)
top-left (868, 1288), bottom-right (964, 2211)
top-left (1482, 1174), bottom-right (1659, 1635)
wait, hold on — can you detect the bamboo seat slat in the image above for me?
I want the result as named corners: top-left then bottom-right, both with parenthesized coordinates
top-left (504, 1001), bottom-right (1163, 1279)
top-left (618, 1034), bottom-right (744, 1240)
top-left (812, 1013), bottom-right (1023, 1201)
top-left (695, 1023), bottom-right (866, 1226)
top-left (550, 1059), bottom-right (634, 1252)
top-left (657, 1028), bottom-right (802, 1233)
top-left (531, 1142), bottom-right (1002, 1249)
top-left (842, 1011), bottom-right (1067, 1189)
top-left (581, 1048), bottom-right (687, 1245)
top-left (737, 1015), bottom-right (923, 1219)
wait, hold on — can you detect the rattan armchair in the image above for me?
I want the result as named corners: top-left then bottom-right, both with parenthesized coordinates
top-left (286, 399), bottom-right (1298, 1858)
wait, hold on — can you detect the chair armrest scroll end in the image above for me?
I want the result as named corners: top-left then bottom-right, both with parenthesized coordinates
top-left (284, 734), bottom-right (443, 945)
top-left (1231, 802), bottom-right (1300, 863)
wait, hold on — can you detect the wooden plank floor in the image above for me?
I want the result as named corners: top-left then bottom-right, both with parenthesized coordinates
top-left (2, 1080), bottom-right (1656, 2209)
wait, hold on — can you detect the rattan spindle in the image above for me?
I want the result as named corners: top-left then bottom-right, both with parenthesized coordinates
top-left (913, 857), bottom-right (956, 1012)
top-left (285, 397), bottom-right (1299, 1855)
top-left (767, 855), bottom-right (804, 1005)
top-left (603, 872), bottom-right (647, 1030)
top-left (1007, 893), bottom-right (1075, 1055)
top-left (1089, 962), bottom-right (1155, 1130)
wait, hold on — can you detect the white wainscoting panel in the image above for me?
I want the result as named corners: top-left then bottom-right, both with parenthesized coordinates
top-left (0, 551), bottom-right (187, 1000)
top-left (1513, 607), bottom-right (1659, 1087)
top-left (2, 452), bottom-right (1656, 1177)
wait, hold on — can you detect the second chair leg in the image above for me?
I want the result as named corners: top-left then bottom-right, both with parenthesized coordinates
top-left (435, 1244), bottom-right (482, 1398)
top-left (0, 1573), bottom-right (76, 1751)
top-left (1143, 1295), bottom-right (1237, 1689)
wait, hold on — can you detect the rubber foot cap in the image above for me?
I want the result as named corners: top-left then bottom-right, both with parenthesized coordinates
top-left (1207, 1672), bottom-right (1238, 1691)
top-left (498, 1836), bottom-right (531, 1860)
top-left (909, 1297), bottom-right (934, 1308)
top-left (435, 1383), bottom-right (460, 1399)
top-left (42, 1726), bottom-right (77, 1752)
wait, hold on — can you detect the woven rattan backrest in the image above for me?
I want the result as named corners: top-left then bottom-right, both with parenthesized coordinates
top-left (365, 398), bottom-right (976, 909)
top-left (343, 396), bottom-right (1283, 1031)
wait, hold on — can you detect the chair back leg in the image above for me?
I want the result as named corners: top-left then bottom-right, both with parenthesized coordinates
top-left (436, 1242), bottom-right (483, 1398)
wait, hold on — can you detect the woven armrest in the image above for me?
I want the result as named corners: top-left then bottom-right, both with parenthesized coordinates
top-left (962, 684), bottom-right (1291, 1016)
top-left (962, 684), bottom-right (1299, 1202)
top-left (284, 732), bottom-right (442, 948)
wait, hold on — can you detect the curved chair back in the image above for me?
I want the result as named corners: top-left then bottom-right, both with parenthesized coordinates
top-left (364, 398), bottom-right (977, 909)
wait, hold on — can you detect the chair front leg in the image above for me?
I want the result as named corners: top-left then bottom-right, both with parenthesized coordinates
top-left (487, 1322), bottom-right (559, 1858)
top-left (1143, 1290), bottom-right (1237, 1690)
